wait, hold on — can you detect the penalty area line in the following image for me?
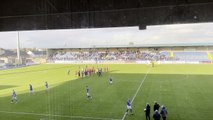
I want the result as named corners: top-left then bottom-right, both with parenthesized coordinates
top-left (121, 67), bottom-right (151, 120)
top-left (0, 111), bottom-right (120, 120)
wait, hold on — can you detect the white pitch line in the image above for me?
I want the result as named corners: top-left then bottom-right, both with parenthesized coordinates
top-left (0, 111), bottom-right (120, 120)
top-left (121, 67), bottom-right (151, 120)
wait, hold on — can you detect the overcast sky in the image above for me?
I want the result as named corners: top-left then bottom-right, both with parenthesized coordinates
top-left (0, 22), bottom-right (213, 49)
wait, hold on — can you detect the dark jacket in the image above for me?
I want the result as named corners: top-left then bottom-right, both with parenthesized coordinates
top-left (154, 103), bottom-right (160, 111)
top-left (153, 111), bottom-right (161, 120)
top-left (145, 104), bottom-right (150, 115)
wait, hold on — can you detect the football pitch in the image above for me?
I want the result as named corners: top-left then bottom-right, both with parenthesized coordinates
top-left (0, 64), bottom-right (213, 120)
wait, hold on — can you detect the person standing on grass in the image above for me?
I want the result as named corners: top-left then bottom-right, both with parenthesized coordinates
top-left (153, 110), bottom-right (161, 120)
top-left (152, 61), bottom-right (155, 67)
top-left (109, 76), bottom-right (113, 85)
top-left (144, 103), bottom-right (150, 120)
top-left (29, 84), bottom-right (34, 94)
top-left (154, 101), bottom-right (160, 112)
top-left (126, 98), bottom-right (133, 115)
top-left (86, 86), bottom-right (92, 100)
top-left (97, 68), bottom-right (101, 77)
top-left (75, 70), bottom-right (78, 77)
top-left (78, 70), bottom-right (81, 77)
top-left (11, 90), bottom-right (17, 103)
top-left (100, 68), bottom-right (102, 76)
top-left (45, 82), bottom-right (48, 92)
top-left (160, 106), bottom-right (168, 120)
top-left (82, 70), bottom-right (84, 78)
top-left (67, 69), bottom-right (70, 75)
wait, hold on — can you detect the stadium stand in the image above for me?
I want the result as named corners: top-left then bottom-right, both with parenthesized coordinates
top-left (47, 48), bottom-right (213, 64)
top-left (173, 52), bottom-right (209, 62)
top-left (49, 48), bottom-right (158, 63)
top-left (1, 47), bottom-right (213, 66)
top-left (49, 49), bottom-right (157, 61)
top-left (159, 51), bottom-right (170, 61)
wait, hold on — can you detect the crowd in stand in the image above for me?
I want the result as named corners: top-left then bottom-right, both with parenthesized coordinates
top-left (48, 49), bottom-right (167, 61)
top-left (47, 49), bottom-right (213, 62)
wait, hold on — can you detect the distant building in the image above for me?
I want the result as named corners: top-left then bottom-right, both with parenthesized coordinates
top-left (0, 49), bottom-right (29, 64)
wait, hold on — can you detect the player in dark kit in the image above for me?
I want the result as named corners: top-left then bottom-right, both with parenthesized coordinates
top-left (109, 76), bottom-right (113, 85)
top-left (144, 103), bottom-right (150, 120)
top-left (78, 70), bottom-right (80, 77)
top-left (45, 82), bottom-right (48, 92)
top-left (29, 84), bottom-right (34, 95)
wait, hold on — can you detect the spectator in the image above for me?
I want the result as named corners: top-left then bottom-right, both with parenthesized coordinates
top-left (154, 101), bottom-right (160, 112)
top-left (153, 110), bottom-right (161, 120)
top-left (160, 105), bottom-right (168, 120)
top-left (144, 103), bottom-right (150, 120)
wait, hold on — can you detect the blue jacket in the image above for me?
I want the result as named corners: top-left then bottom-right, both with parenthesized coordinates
top-left (160, 108), bottom-right (167, 117)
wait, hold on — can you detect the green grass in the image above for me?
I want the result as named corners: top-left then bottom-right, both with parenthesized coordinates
top-left (0, 64), bottom-right (213, 120)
